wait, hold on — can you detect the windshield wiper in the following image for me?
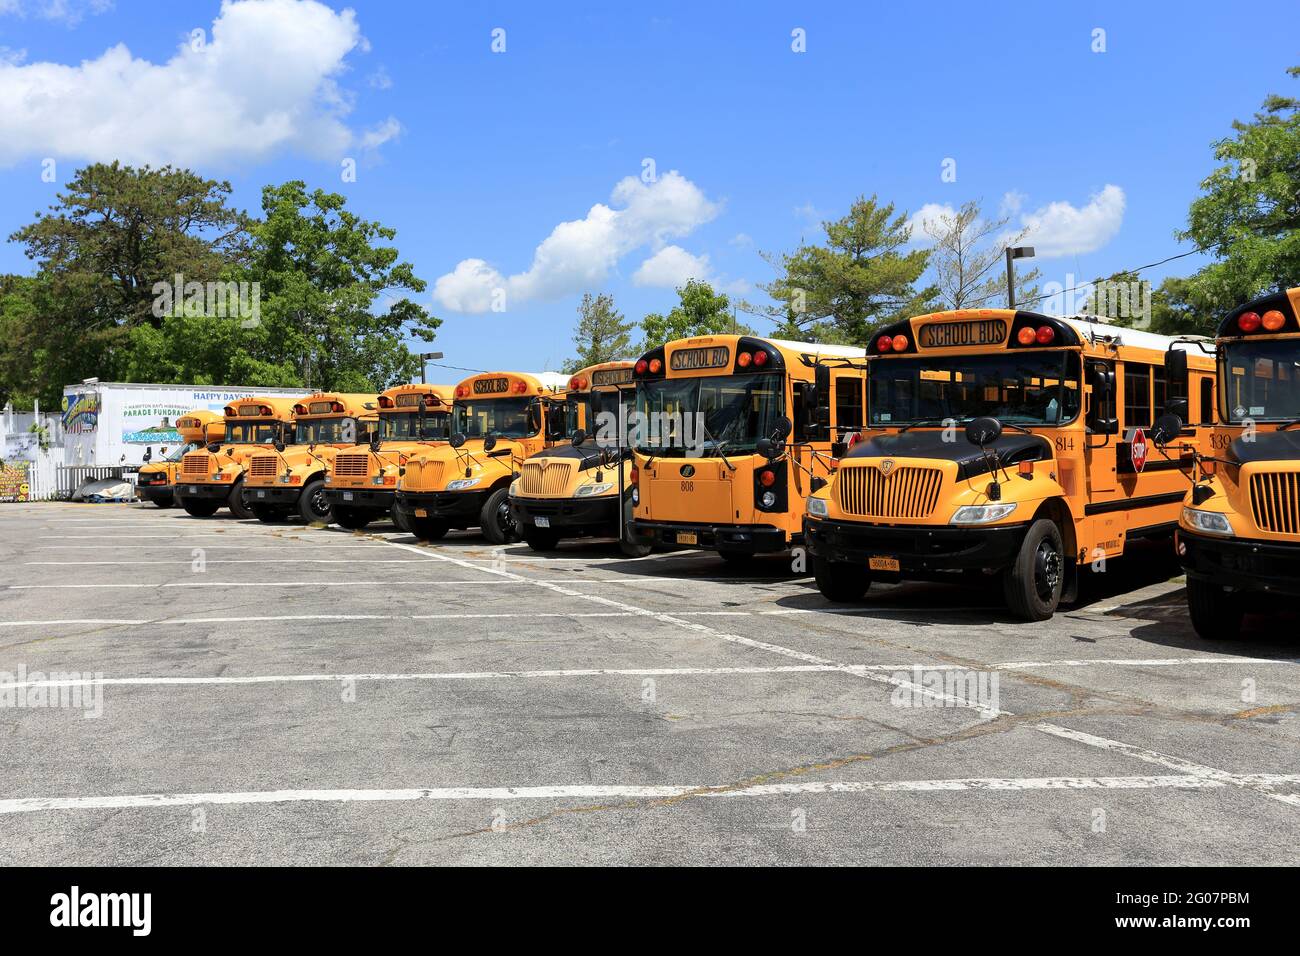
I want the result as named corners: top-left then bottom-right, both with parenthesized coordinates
top-left (700, 421), bottom-right (736, 471)
top-left (1276, 419), bottom-right (1300, 431)
top-left (897, 418), bottom-right (953, 433)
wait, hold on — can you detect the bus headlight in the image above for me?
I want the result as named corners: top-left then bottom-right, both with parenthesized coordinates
top-left (1182, 507), bottom-right (1233, 536)
top-left (446, 477), bottom-right (481, 491)
top-left (631, 487), bottom-right (639, 505)
top-left (951, 503), bottom-right (1018, 524)
top-left (806, 496), bottom-right (828, 518)
top-left (760, 490), bottom-right (777, 509)
top-left (575, 483), bottom-right (613, 497)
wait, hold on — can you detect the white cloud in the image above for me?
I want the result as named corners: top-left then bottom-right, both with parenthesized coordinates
top-left (367, 65), bottom-right (392, 90)
top-left (904, 202), bottom-right (958, 244)
top-left (729, 232), bottom-right (752, 248)
top-left (632, 245), bottom-right (712, 288)
top-left (433, 170), bottom-right (721, 312)
top-left (1, 0), bottom-right (112, 24)
top-left (1007, 185), bottom-right (1125, 258)
top-left (0, 0), bottom-right (391, 167)
top-left (999, 190), bottom-right (1027, 218)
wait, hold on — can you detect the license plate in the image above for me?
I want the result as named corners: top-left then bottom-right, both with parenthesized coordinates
top-left (676, 532), bottom-right (697, 545)
top-left (534, 515), bottom-right (550, 528)
top-left (414, 508), bottom-right (428, 518)
top-left (189, 486), bottom-right (198, 494)
top-left (342, 491), bottom-right (354, 501)
top-left (257, 490), bottom-right (267, 498)
top-left (869, 556), bottom-right (900, 572)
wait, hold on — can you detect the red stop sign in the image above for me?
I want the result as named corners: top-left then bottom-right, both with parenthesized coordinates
top-left (1130, 427), bottom-right (1148, 473)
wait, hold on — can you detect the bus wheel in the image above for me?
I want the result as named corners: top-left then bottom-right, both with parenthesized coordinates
top-left (227, 479), bottom-right (254, 519)
top-left (1186, 577), bottom-right (1244, 640)
top-left (718, 549), bottom-right (755, 566)
top-left (179, 498), bottom-right (220, 518)
top-left (153, 495), bottom-right (175, 509)
top-left (333, 506), bottom-right (370, 531)
top-left (251, 504), bottom-right (282, 524)
top-left (410, 517), bottom-right (449, 541)
top-left (523, 527), bottom-right (561, 552)
top-left (390, 504), bottom-right (410, 533)
top-left (617, 499), bottom-right (651, 557)
top-left (813, 555), bottom-right (871, 601)
top-left (1003, 519), bottom-right (1065, 621)
top-left (480, 487), bottom-right (519, 544)
top-left (298, 479), bottom-right (332, 523)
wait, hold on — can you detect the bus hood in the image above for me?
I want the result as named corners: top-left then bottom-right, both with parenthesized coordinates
top-left (404, 440), bottom-right (520, 491)
top-left (1229, 430), bottom-right (1300, 465)
top-left (845, 431), bottom-right (1052, 480)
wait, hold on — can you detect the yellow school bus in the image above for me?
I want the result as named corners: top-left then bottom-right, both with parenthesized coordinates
top-left (1171, 287), bottom-right (1300, 638)
top-left (628, 335), bottom-right (869, 562)
top-left (242, 393), bottom-right (379, 523)
top-left (803, 308), bottom-right (1217, 620)
top-left (136, 409), bottom-right (224, 508)
top-left (509, 362), bottom-right (649, 555)
top-left (324, 383), bottom-right (454, 530)
top-left (394, 371), bottom-right (569, 542)
top-left (174, 396), bottom-right (303, 518)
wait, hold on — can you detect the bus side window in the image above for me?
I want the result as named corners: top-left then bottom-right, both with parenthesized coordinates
top-left (1123, 363), bottom-right (1152, 430)
top-left (834, 375), bottom-right (864, 433)
top-left (792, 382), bottom-right (812, 443)
top-left (1199, 375), bottom-right (1215, 425)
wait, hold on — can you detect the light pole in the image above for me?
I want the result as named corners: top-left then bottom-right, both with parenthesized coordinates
top-left (1005, 246), bottom-right (1035, 309)
top-left (417, 351), bottom-right (444, 384)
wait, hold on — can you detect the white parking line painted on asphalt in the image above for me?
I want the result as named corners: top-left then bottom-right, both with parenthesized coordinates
top-left (34, 545), bottom-right (391, 550)
top-left (25, 559), bottom-right (428, 565)
top-left (377, 536), bottom-right (1300, 811)
top-left (4, 580), bottom-right (506, 590)
top-left (0, 619), bottom-right (149, 627)
top-left (6, 773), bottom-right (1296, 816)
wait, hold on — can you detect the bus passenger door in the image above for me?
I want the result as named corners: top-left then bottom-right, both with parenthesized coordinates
top-left (1084, 359), bottom-right (1118, 494)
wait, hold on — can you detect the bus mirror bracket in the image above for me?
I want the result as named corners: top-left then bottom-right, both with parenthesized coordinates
top-left (571, 428), bottom-right (587, 448)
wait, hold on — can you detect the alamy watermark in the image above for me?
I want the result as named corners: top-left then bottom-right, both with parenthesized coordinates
top-left (152, 273), bottom-right (261, 329)
top-left (889, 666), bottom-right (1000, 714)
top-left (0, 664), bottom-right (103, 718)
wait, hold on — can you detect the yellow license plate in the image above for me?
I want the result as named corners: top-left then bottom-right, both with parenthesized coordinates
top-left (414, 508), bottom-right (428, 518)
top-left (869, 556), bottom-right (900, 572)
top-left (676, 532), bottom-right (698, 545)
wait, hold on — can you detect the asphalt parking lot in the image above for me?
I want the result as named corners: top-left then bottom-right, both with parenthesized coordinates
top-left (1, 501), bottom-right (1298, 865)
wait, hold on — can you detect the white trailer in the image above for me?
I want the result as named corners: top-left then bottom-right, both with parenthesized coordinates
top-left (61, 381), bottom-right (307, 468)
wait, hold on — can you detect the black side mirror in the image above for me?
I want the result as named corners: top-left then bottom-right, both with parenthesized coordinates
top-left (1151, 412), bottom-right (1184, 447)
top-left (965, 417), bottom-right (1002, 447)
top-left (450, 433), bottom-right (466, 449)
top-left (143, 447), bottom-right (152, 462)
top-left (773, 416), bottom-right (793, 441)
top-left (1086, 363), bottom-right (1120, 435)
top-left (483, 433), bottom-right (498, 452)
top-left (756, 437), bottom-right (780, 461)
top-left (206, 442), bottom-right (220, 453)
top-left (1164, 348), bottom-right (1189, 388)
top-left (810, 476), bottom-right (827, 493)
top-left (369, 431), bottom-right (382, 452)
top-left (273, 438), bottom-right (286, 452)
top-left (571, 428), bottom-right (587, 447)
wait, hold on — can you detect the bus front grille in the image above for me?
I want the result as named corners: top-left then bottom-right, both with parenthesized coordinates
top-left (837, 465), bottom-right (943, 519)
top-left (249, 455), bottom-right (278, 477)
top-left (181, 454), bottom-right (210, 476)
top-left (412, 460), bottom-right (444, 488)
top-left (1250, 472), bottom-right (1300, 535)
top-left (333, 454), bottom-right (370, 478)
top-left (519, 461), bottom-right (574, 497)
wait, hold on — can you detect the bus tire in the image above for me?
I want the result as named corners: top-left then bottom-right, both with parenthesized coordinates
top-left (480, 487), bottom-right (519, 544)
top-left (333, 506), bottom-right (370, 531)
top-left (718, 549), bottom-right (754, 566)
top-left (298, 478), bottom-right (333, 524)
top-left (179, 497), bottom-right (220, 518)
top-left (227, 479), bottom-right (254, 519)
top-left (390, 504), bottom-right (409, 533)
top-left (617, 499), bottom-right (652, 557)
top-left (522, 527), bottom-right (561, 552)
top-left (1003, 519), bottom-right (1065, 621)
top-left (152, 494), bottom-right (175, 509)
top-left (251, 504), bottom-right (284, 524)
top-left (410, 517), bottom-right (449, 541)
top-left (1186, 577), bottom-right (1244, 640)
top-left (813, 555), bottom-right (871, 602)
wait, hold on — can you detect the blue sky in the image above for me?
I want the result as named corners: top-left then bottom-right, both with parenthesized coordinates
top-left (0, 0), bottom-right (1295, 379)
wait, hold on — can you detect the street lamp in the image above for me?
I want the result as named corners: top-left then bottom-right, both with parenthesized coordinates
top-left (417, 351), bottom-right (444, 384)
top-left (1005, 246), bottom-right (1035, 309)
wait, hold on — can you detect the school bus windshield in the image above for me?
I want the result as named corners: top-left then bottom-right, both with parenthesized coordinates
top-left (381, 410), bottom-right (451, 440)
top-left (870, 352), bottom-right (1081, 427)
top-left (1221, 339), bottom-right (1300, 423)
top-left (295, 417), bottom-right (368, 444)
top-left (454, 397), bottom-right (538, 439)
top-left (569, 389), bottom-right (634, 445)
top-left (163, 442), bottom-right (198, 462)
top-left (635, 372), bottom-right (783, 455)
top-left (225, 420), bottom-right (282, 443)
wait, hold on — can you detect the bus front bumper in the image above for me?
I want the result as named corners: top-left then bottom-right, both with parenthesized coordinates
top-left (511, 495), bottom-right (618, 535)
top-left (136, 482), bottom-right (173, 504)
top-left (242, 484), bottom-right (303, 506)
top-left (630, 519), bottom-right (788, 553)
top-left (175, 481), bottom-right (236, 501)
top-left (1178, 529), bottom-right (1300, 596)
top-left (804, 517), bottom-right (1027, 572)
top-left (325, 486), bottom-right (396, 513)
top-left (394, 489), bottom-right (487, 523)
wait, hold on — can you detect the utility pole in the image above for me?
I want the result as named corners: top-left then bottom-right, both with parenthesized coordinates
top-left (418, 351), bottom-right (444, 384)
top-left (1005, 246), bottom-right (1035, 309)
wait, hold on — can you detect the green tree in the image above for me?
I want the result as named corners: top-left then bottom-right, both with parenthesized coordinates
top-left (640, 279), bottom-right (750, 351)
top-left (1081, 271), bottom-right (1220, 338)
top-left (1182, 64), bottom-right (1300, 312)
top-left (922, 200), bottom-right (1039, 310)
top-left (745, 195), bottom-right (936, 344)
top-left (563, 292), bottom-right (634, 373)
top-left (228, 181), bottom-right (439, 391)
